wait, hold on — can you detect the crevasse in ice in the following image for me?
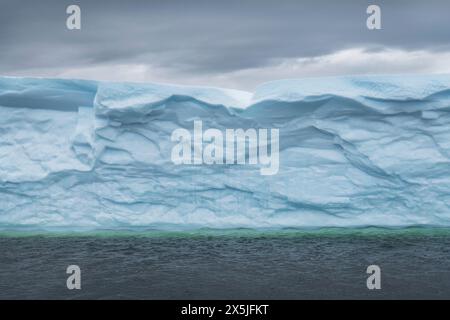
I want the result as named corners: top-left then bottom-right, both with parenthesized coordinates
top-left (1, 75), bottom-right (450, 230)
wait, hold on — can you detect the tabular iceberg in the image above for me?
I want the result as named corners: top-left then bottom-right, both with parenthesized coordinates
top-left (1, 75), bottom-right (450, 230)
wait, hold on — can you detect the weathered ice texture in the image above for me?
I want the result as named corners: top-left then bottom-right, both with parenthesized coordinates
top-left (1, 75), bottom-right (450, 230)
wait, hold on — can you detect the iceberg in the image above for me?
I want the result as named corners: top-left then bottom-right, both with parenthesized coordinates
top-left (1, 74), bottom-right (450, 230)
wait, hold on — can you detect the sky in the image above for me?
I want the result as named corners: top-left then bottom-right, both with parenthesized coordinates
top-left (1, 0), bottom-right (450, 90)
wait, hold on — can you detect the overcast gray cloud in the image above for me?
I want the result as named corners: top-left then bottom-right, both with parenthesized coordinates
top-left (1, 0), bottom-right (450, 89)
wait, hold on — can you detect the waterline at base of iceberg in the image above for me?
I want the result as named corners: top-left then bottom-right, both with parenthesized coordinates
top-left (2, 226), bottom-right (450, 238)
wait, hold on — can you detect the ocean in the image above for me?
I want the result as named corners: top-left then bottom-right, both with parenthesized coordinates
top-left (1, 228), bottom-right (450, 299)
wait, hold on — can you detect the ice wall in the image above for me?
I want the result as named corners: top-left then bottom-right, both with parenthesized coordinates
top-left (1, 75), bottom-right (450, 230)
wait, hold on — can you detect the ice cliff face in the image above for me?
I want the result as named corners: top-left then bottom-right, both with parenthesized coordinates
top-left (1, 75), bottom-right (450, 230)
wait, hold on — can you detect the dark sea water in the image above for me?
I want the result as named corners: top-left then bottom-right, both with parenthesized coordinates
top-left (1, 228), bottom-right (450, 299)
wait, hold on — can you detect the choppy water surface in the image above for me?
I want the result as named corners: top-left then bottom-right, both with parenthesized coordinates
top-left (1, 228), bottom-right (450, 299)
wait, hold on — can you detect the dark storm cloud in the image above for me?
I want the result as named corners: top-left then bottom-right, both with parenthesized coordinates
top-left (0, 0), bottom-right (449, 75)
